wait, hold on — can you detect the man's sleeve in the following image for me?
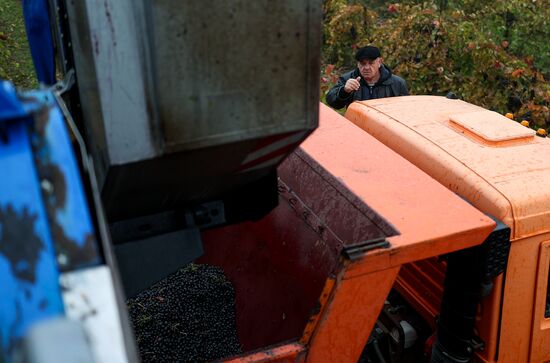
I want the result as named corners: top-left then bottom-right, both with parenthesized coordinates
top-left (326, 76), bottom-right (353, 110)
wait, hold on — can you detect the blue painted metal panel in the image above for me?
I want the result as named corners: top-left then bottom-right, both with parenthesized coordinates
top-left (22, 91), bottom-right (102, 271)
top-left (0, 121), bottom-right (64, 360)
top-left (22, 0), bottom-right (56, 85)
top-left (0, 84), bottom-right (102, 361)
top-left (0, 82), bottom-right (26, 121)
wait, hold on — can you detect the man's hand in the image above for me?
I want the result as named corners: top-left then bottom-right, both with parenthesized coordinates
top-left (343, 77), bottom-right (361, 93)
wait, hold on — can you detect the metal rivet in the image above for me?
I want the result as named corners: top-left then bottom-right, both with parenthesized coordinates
top-left (41, 179), bottom-right (54, 194)
top-left (57, 253), bottom-right (68, 266)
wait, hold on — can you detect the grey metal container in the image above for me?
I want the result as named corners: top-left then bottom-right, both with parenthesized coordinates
top-left (64, 0), bottom-right (321, 220)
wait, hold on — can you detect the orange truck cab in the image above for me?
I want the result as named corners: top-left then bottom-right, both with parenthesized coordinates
top-left (347, 95), bottom-right (550, 362)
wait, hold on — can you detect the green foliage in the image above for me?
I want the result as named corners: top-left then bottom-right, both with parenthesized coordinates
top-left (0, 0), bottom-right (36, 89)
top-left (323, 0), bottom-right (377, 66)
top-left (445, 0), bottom-right (550, 79)
top-left (322, 0), bottom-right (550, 128)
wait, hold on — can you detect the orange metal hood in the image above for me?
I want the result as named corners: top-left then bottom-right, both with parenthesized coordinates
top-left (346, 95), bottom-right (550, 240)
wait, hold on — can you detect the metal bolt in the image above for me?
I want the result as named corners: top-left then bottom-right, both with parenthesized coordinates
top-left (41, 179), bottom-right (54, 194)
top-left (57, 253), bottom-right (69, 267)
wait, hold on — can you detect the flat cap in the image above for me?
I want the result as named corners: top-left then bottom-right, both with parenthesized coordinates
top-left (355, 46), bottom-right (381, 61)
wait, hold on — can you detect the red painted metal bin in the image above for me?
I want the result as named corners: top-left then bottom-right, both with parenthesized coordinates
top-left (198, 104), bottom-right (495, 362)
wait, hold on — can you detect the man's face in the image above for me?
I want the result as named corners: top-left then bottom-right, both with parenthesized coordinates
top-left (357, 57), bottom-right (382, 80)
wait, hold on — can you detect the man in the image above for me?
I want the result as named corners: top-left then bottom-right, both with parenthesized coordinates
top-left (326, 46), bottom-right (408, 109)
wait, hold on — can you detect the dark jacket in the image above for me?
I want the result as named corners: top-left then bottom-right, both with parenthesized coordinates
top-left (326, 65), bottom-right (408, 109)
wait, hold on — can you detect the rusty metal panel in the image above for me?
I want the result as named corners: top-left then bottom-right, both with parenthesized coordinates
top-left (65, 0), bottom-right (321, 156)
top-left (145, 0), bottom-right (321, 151)
top-left (63, 0), bottom-right (321, 218)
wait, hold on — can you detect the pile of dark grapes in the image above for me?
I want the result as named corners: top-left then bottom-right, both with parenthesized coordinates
top-left (127, 264), bottom-right (241, 362)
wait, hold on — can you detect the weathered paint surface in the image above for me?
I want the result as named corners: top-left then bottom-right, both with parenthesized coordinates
top-left (22, 91), bottom-right (101, 271)
top-left (225, 342), bottom-right (306, 363)
top-left (307, 267), bottom-right (400, 362)
top-left (299, 278), bottom-right (335, 345)
top-left (200, 180), bottom-right (341, 351)
top-left (0, 121), bottom-right (64, 360)
top-left (0, 87), bottom-right (101, 361)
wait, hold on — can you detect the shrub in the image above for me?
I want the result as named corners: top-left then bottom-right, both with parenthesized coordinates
top-left (322, 0), bottom-right (550, 129)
